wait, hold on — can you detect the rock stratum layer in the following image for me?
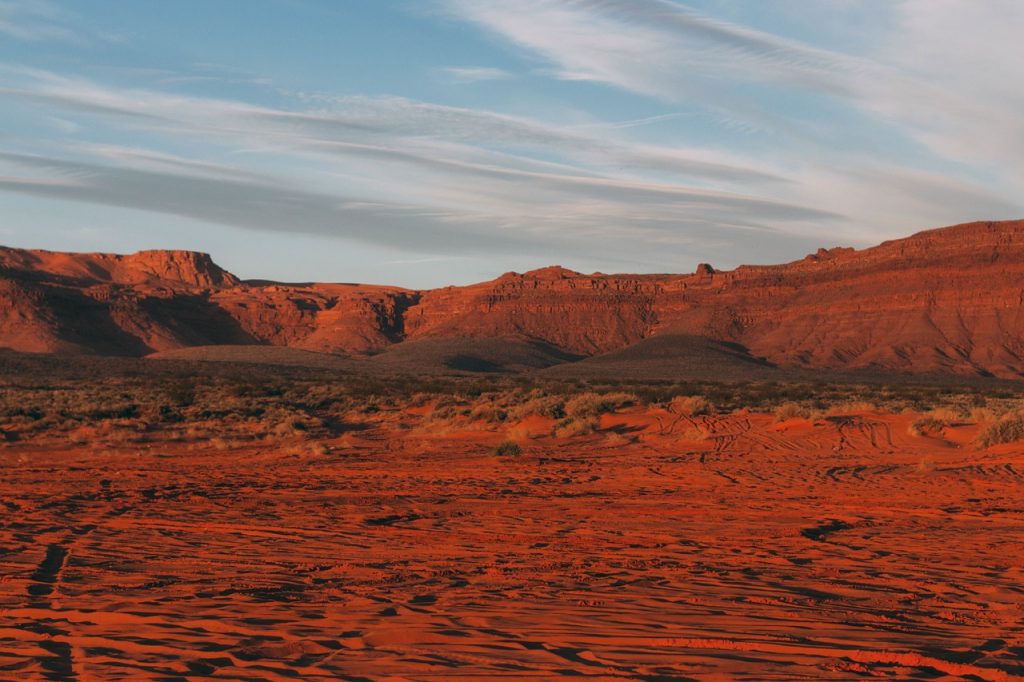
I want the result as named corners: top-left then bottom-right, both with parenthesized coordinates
top-left (4, 219), bottom-right (1024, 377)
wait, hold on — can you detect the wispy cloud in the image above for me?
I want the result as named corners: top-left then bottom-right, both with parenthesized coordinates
top-left (0, 0), bottom-right (72, 41)
top-left (439, 0), bottom-right (872, 134)
top-left (0, 0), bottom-right (119, 44)
top-left (1, 1), bottom-right (1022, 278)
top-left (439, 0), bottom-right (1024, 228)
top-left (440, 66), bottom-right (513, 83)
top-left (0, 68), bottom-right (789, 186)
top-left (0, 64), bottom-right (846, 269)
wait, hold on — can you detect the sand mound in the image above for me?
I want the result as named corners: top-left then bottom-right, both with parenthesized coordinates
top-left (363, 336), bottom-right (580, 373)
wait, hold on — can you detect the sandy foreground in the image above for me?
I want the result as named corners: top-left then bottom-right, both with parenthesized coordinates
top-left (2, 409), bottom-right (1023, 680)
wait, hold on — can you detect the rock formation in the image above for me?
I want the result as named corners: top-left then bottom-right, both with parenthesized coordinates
top-left (3, 220), bottom-right (1024, 378)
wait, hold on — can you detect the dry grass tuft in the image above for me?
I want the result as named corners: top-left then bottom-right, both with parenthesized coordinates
top-left (773, 402), bottom-right (811, 422)
top-left (908, 416), bottom-right (947, 437)
top-left (976, 410), bottom-right (1024, 448)
top-left (468, 403), bottom-right (508, 423)
top-left (927, 407), bottom-right (964, 422)
top-left (507, 395), bottom-right (566, 420)
top-left (669, 395), bottom-right (713, 416)
top-left (824, 401), bottom-right (878, 416)
top-left (493, 440), bottom-right (522, 456)
top-left (564, 392), bottom-right (639, 419)
top-left (552, 415), bottom-right (600, 438)
top-left (603, 431), bottom-right (634, 446)
top-left (969, 407), bottom-right (997, 424)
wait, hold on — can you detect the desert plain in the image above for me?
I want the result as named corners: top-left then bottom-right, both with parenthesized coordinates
top-left (2, 0), bottom-right (1024, 672)
top-left (2, 354), bottom-right (1024, 681)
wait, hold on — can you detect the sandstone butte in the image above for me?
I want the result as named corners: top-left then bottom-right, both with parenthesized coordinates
top-left (3, 219), bottom-right (1024, 378)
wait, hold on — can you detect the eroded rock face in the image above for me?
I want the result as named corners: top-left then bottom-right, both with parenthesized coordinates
top-left (404, 267), bottom-right (661, 356)
top-left (3, 220), bottom-right (1024, 377)
top-left (0, 247), bottom-right (239, 288)
top-left (115, 250), bottom-right (241, 288)
top-left (660, 220), bottom-right (1024, 376)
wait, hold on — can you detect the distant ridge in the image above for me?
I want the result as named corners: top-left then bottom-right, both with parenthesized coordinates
top-left (4, 219), bottom-right (1024, 379)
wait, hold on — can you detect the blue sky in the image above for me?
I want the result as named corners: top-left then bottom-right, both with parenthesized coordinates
top-left (1, 0), bottom-right (1021, 287)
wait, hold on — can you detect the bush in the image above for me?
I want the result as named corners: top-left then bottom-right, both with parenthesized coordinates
top-left (773, 401), bottom-right (810, 422)
top-left (970, 407), bottom-right (997, 424)
top-left (552, 415), bottom-right (600, 438)
top-left (493, 440), bottom-right (522, 456)
top-left (469, 403), bottom-right (508, 423)
top-left (565, 392), bottom-right (638, 419)
top-left (669, 395), bottom-right (713, 416)
top-left (166, 380), bottom-right (196, 407)
top-left (908, 416), bottom-right (947, 437)
top-left (824, 401), bottom-right (878, 416)
top-left (429, 405), bottom-right (457, 421)
top-left (927, 407), bottom-right (964, 422)
top-left (976, 411), bottom-right (1024, 448)
top-left (507, 395), bottom-right (565, 420)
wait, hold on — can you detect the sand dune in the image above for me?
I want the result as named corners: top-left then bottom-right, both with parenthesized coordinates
top-left (2, 408), bottom-right (1022, 679)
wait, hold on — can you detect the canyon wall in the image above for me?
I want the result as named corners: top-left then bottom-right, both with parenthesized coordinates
top-left (3, 220), bottom-right (1024, 377)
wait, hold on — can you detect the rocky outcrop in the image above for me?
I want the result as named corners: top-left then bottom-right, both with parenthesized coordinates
top-left (404, 267), bottom-right (660, 355)
top-left (114, 250), bottom-right (240, 288)
top-left (0, 247), bottom-right (239, 288)
top-left (3, 220), bottom-right (1024, 378)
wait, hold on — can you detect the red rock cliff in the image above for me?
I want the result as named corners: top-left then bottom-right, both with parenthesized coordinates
top-left (2, 220), bottom-right (1024, 378)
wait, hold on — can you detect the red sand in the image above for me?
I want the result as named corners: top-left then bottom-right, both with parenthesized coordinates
top-left (2, 410), bottom-right (1024, 679)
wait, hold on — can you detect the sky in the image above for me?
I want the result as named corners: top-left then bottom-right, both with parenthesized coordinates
top-left (0, 1), bottom-right (1022, 287)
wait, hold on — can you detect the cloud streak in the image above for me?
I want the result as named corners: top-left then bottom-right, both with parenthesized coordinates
top-left (438, 0), bottom-right (1023, 230)
top-left (0, 0), bottom-right (74, 41)
top-left (440, 66), bottom-right (513, 83)
top-left (0, 66), bottom-right (840, 270)
top-left (0, 1), bottom-right (1021, 281)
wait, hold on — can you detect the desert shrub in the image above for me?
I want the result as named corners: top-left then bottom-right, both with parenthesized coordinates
top-left (552, 415), bottom-right (600, 438)
top-left (493, 440), bottom-right (522, 456)
top-left (13, 406), bottom-right (45, 420)
top-left (150, 404), bottom-right (184, 423)
top-left (908, 416), bottom-right (947, 437)
top-left (429, 405), bottom-right (457, 422)
top-left (565, 392), bottom-right (638, 419)
top-left (824, 401), bottom-right (878, 416)
top-left (970, 407), bottom-right (997, 424)
top-left (469, 403), bottom-right (507, 423)
top-left (927, 406), bottom-right (964, 422)
top-left (773, 401), bottom-right (811, 422)
top-left (408, 392), bottom-right (434, 407)
top-left (507, 395), bottom-right (565, 420)
top-left (603, 431), bottom-right (633, 446)
top-left (976, 411), bottom-right (1024, 447)
top-left (166, 380), bottom-right (196, 407)
top-left (433, 395), bottom-right (460, 410)
top-left (603, 391), bottom-right (641, 410)
top-left (564, 393), bottom-right (603, 418)
top-left (669, 395), bottom-right (713, 416)
top-left (85, 403), bottom-right (140, 420)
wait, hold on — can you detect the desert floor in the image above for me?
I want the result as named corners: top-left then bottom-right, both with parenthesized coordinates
top-left (2, 409), bottom-right (1023, 680)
